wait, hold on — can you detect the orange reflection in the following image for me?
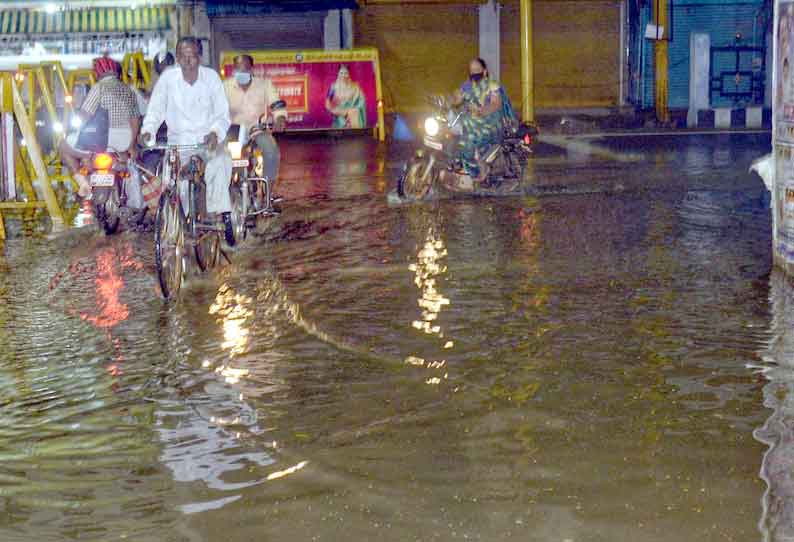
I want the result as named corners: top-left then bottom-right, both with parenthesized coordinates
top-left (80, 243), bottom-right (142, 329)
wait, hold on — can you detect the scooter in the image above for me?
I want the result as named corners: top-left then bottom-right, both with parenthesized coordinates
top-left (227, 100), bottom-right (287, 244)
top-left (396, 95), bottom-right (537, 201)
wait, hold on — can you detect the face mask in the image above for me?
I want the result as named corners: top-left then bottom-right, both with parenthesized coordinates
top-left (470, 73), bottom-right (484, 83)
top-left (234, 71), bottom-right (252, 85)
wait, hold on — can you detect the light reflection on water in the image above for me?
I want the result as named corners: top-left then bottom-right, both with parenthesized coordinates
top-left (0, 134), bottom-right (785, 541)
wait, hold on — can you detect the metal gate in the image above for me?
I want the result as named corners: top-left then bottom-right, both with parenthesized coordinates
top-left (709, 42), bottom-right (766, 106)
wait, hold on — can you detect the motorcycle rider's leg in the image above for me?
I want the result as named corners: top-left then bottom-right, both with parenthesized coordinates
top-left (254, 133), bottom-right (280, 181)
top-left (59, 139), bottom-right (91, 198)
top-left (459, 143), bottom-right (480, 179)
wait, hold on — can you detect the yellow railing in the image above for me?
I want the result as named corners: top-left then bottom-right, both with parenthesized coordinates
top-left (0, 72), bottom-right (66, 239)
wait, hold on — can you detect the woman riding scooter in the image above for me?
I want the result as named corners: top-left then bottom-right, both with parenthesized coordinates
top-left (449, 58), bottom-right (517, 187)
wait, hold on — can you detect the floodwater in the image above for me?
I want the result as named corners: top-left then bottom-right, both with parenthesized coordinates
top-left (0, 132), bottom-right (787, 541)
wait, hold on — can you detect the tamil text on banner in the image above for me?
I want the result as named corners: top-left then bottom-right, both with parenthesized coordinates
top-left (220, 49), bottom-right (383, 133)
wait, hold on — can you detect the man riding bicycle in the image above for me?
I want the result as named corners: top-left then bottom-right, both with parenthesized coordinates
top-left (140, 37), bottom-right (236, 245)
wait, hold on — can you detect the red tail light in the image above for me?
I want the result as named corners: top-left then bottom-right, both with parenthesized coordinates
top-left (523, 134), bottom-right (532, 145)
top-left (93, 153), bottom-right (113, 170)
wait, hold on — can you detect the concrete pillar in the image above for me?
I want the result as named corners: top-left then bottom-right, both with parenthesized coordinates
top-left (324, 10), bottom-right (342, 50)
top-left (654, 0), bottom-right (670, 123)
top-left (342, 9), bottom-right (354, 49)
top-left (687, 33), bottom-right (710, 128)
top-left (766, 29), bottom-right (773, 109)
top-left (520, 0), bottom-right (534, 122)
top-left (478, 0), bottom-right (500, 81)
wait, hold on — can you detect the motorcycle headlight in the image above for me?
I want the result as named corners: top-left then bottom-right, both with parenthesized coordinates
top-left (70, 116), bottom-right (82, 129)
top-left (226, 141), bottom-right (243, 160)
top-left (53, 122), bottom-right (64, 134)
top-left (424, 117), bottom-right (440, 137)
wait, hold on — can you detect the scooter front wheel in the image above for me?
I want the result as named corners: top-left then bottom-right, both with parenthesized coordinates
top-left (397, 156), bottom-right (435, 200)
top-left (229, 183), bottom-right (248, 244)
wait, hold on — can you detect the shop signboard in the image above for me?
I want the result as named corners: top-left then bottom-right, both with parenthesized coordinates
top-left (220, 48), bottom-right (384, 140)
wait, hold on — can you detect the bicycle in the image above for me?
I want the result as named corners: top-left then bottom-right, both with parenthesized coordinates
top-left (148, 142), bottom-right (227, 299)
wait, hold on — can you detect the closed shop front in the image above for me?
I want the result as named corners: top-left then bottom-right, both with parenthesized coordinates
top-left (205, 1), bottom-right (357, 67)
top-left (636, 0), bottom-right (769, 110)
top-left (355, 2), bottom-right (480, 112)
top-left (210, 13), bottom-right (326, 59)
top-left (501, 0), bottom-right (621, 109)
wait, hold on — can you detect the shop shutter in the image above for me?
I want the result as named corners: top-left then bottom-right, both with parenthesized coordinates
top-left (501, 0), bottom-right (621, 109)
top-left (668, 2), bottom-right (766, 109)
top-left (210, 13), bottom-right (325, 65)
top-left (354, 3), bottom-right (479, 112)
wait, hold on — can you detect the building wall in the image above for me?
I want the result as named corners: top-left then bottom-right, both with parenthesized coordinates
top-left (355, 0), bottom-right (621, 112)
top-left (354, 2), bottom-right (479, 112)
top-left (501, 0), bottom-right (621, 109)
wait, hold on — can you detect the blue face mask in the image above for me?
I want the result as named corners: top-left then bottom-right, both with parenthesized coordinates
top-left (234, 71), bottom-right (252, 85)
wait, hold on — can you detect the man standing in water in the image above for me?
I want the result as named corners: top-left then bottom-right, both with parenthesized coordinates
top-left (141, 37), bottom-right (236, 245)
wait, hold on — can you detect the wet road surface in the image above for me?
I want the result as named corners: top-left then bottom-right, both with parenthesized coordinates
top-left (0, 132), bottom-right (786, 541)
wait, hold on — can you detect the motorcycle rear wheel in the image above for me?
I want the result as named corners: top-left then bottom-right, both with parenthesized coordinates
top-left (95, 187), bottom-right (120, 235)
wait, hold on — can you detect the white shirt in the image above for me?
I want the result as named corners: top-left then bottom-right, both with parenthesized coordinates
top-left (142, 65), bottom-right (230, 146)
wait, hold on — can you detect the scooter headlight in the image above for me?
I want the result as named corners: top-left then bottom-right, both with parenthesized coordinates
top-left (70, 115), bottom-right (82, 129)
top-left (424, 117), bottom-right (440, 137)
top-left (226, 141), bottom-right (243, 160)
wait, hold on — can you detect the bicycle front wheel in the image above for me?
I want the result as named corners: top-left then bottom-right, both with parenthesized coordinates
top-left (155, 190), bottom-right (185, 300)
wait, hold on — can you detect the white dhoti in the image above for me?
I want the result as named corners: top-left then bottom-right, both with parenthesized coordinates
top-left (176, 148), bottom-right (233, 215)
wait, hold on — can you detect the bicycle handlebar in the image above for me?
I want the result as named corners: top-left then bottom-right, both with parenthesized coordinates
top-left (142, 142), bottom-right (209, 152)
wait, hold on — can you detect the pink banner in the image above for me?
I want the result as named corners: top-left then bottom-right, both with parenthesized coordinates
top-left (222, 60), bottom-right (378, 131)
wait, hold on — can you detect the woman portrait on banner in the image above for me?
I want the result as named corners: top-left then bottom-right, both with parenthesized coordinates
top-left (325, 65), bottom-right (366, 129)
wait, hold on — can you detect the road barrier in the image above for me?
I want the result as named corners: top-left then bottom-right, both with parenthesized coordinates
top-left (0, 73), bottom-right (66, 239)
top-left (0, 52), bottom-right (152, 239)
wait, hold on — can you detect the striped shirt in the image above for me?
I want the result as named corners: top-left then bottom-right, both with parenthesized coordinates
top-left (81, 75), bottom-right (140, 129)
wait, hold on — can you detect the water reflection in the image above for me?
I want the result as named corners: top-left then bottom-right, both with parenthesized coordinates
top-left (756, 271), bottom-right (794, 542)
top-left (209, 283), bottom-right (255, 359)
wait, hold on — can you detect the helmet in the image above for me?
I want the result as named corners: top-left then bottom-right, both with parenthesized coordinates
top-left (93, 56), bottom-right (119, 79)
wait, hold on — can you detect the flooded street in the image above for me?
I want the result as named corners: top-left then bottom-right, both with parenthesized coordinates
top-left (0, 132), bottom-right (785, 541)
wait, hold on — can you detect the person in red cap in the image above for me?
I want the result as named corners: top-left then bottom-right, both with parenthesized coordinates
top-left (60, 56), bottom-right (141, 198)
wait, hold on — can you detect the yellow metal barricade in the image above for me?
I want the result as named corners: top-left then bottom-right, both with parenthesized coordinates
top-left (0, 73), bottom-right (66, 239)
top-left (122, 51), bottom-right (151, 90)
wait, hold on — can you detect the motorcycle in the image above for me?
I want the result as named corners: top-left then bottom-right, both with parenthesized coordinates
top-left (65, 113), bottom-right (143, 234)
top-left (396, 95), bottom-right (538, 201)
top-left (82, 150), bottom-right (137, 235)
top-left (227, 100), bottom-right (287, 244)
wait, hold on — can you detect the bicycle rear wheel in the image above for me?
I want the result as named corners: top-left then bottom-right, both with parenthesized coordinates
top-left (155, 190), bottom-right (185, 299)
